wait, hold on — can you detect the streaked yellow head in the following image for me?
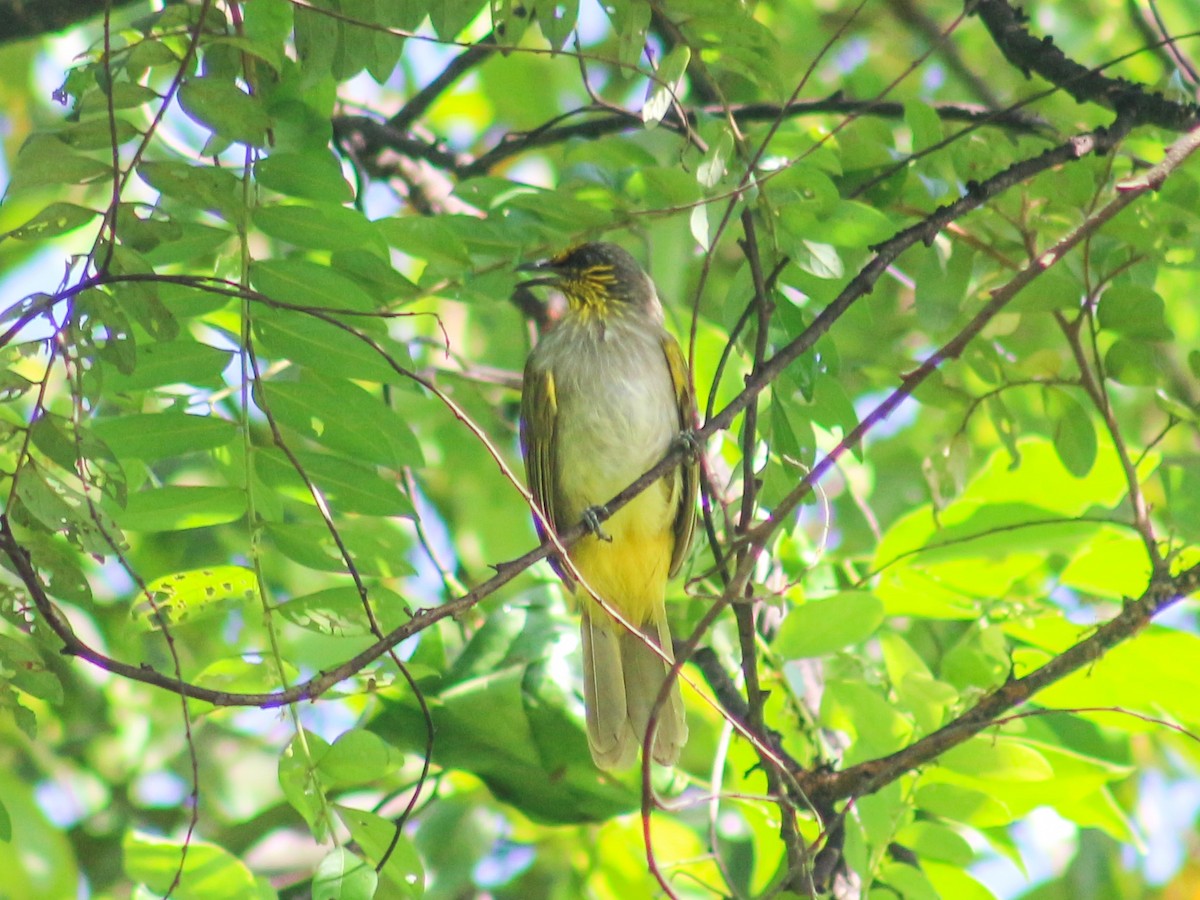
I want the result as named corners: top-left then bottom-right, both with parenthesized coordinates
top-left (518, 242), bottom-right (659, 319)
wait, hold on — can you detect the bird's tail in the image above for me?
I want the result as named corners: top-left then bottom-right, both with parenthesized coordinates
top-left (581, 604), bottom-right (688, 770)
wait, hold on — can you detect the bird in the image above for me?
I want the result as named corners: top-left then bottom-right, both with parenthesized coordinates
top-left (518, 241), bottom-right (698, 769)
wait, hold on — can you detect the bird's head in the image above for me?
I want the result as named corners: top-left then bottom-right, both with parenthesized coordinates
top-left (518, 242), bottom-right (660, 320)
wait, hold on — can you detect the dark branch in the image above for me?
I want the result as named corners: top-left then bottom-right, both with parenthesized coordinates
top-left (0, 0), bottom-right (149, 44)
top-left (973, 0), bottom-right (1200, 130)
top-left (797, 562), bottom-right (1200, 807)
top-left (388, 32), bottom-right (498, 133)
top-left (332, 97), bottom-right (1048, 183)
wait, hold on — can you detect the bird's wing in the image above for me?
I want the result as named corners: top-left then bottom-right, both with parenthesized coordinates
top-left (662, 332), bottom-right (698, 578)
top-left (520, 358), bottom-right (572, 586)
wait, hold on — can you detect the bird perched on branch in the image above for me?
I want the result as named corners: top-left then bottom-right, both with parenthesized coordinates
top-left (518, 242), bottom-right (697, 769)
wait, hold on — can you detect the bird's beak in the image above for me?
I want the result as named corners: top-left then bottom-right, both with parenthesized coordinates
top-left (516, 258), bottom-right (562, 288)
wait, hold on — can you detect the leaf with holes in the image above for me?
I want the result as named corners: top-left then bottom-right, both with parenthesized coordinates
top-left (132, 566), bottom-right (260, 630)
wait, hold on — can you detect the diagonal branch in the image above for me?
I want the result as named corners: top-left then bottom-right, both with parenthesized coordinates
top-left (973, 0), bottom-right (1200, 130)
top-left (797, 561), bottom-right (1200, 807)
top-left (0, 0), bottom-right (146, 45)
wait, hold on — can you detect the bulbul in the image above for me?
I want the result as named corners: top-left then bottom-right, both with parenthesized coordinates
top-left (518, 242), bottom-right (697, 769)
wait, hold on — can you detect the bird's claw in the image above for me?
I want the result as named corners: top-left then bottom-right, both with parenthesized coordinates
top-left (673, 429), bottom-right (701, 457)
top-left (582, 506), bottom-right (613, 542)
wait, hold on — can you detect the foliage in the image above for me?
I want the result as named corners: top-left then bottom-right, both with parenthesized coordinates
top-left (1, 0), bottom-right (1199, 897)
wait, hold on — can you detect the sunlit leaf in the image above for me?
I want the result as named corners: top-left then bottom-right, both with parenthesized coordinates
top-left (133, 565), bottom-right (259, 629)
top-left (642, 45), bottom-right (689, 126)
top-left (116, 486), bottom-right (247, 531)
top-left (123, 832), bottom-right (262, 900)
top-left (775, 591), bottom-right (884, 658)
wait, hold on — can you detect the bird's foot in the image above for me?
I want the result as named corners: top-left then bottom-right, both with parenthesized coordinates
top-left (673, 428), bottom-right (702, 458)
top-left (582, 506), bottom-right (613, 542)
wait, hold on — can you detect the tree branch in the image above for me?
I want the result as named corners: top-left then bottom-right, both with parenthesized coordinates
top-left (973, 0), bottom-right (1200, 130)
top-left (0, 0), bottom-right (148, 44)
top-left (796, 561), bottom-right (1200, 807)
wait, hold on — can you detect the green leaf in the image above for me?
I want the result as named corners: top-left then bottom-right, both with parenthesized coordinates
top-left (819, 201), bottom-right (894, 247)
top-left (1, 203), bottom-right (98, 241)
top-left (278, 585), bottom-right (412, 636)
top-left (1044, 388), bottom-right (1097, 478)
top-left (331, 247), bottom-right (418, 302)
top-left (923, 862), bottom-right (1000, 900)
top-left (335, 806), bottom-right (424, 898)
top-left (250, 258), bottom-right (378, 311)
top-left (820, 680), bottom-right (912, 761)
top-left (206, 35), bottom-right (284, 72)
top-left (371, 605), bottom-right (638, 824)
top-left (377, 217), bottom-right (471, 267)
top-left (609, 0), bottom-right (651, 70)
top-left (264, 517), bottom-right (412, 576)
top-left (697, 127), bottom-right (733, 188)
top-left (774, 591), bottom-right (884, 658)
top-left (123, 832), bottom-right (262, 900)
top-left (6, 134), bottom-right (111, 193)
top-left (936, 736), bottom-right (1054, 782)
top-left (254, 448), bottom-right (413, 517)
top-left (91, 411), bottom-right (238, 460)
top-left (629, 166), bottom-right (701, 207)
top-left (1008, 270), bottom-right (1080, 313)
top-left (772, 163), bottom-right (840, 214)
top-left (137, 161), bottom-right (244, 222)
top-left (255, 150), bottom-right (354, 203)
top-left (257, 372), bottom-right (424, 469)
top-left (642, 45), bottom-right (689, 126)
top-left (1059, 524), bottom-right (1152, 599)
top-left (140, 222), bottom-right (232, 265)
top-left (894, 820), bottom-right (975, 866)
top-left (905, 99), bottom-right (944, 152)
top-left (797, 240), bottom-right (843, 279)
top-left (428, 0), bottom-right (487, 39)
top-left (193, 656), bottom-right (299, 693)
top-left (0, 368), bottom-right (34, 402)
top-left (18, 533), bottom-right (93, 603)
top-left (253, 306), bottom-right (413, 383)
top-left (279, 730), bottom-right (332, 838)
top-left (533, 0), bottom-right (579, 51)
top-left (78, 81), bottom-right (160, 115)
top-left (940, 622), bottom-right (1008, 691)
top-left (313, 848), bottom-right (378, 900)
top-left (1097, 285), bottom-right (1173, 340)
top-left (1104, 338), bottom-right (1160, 386)
top-left (876, 862), bottom-right (940, 900)
top-left (116, 486), bottom-right (247, 531)
top-left (126, 37), bottom-right (183, 72)
top-left (253, 203), bottom-right (385, 253)
top-left (292, 0), bottom-right (334, 78)
top-left (914, 782), bottom-right (1014, 828)
top-left (317, 729), bottom-right (403, 786)
top-left (13, 469), bottom-right (123, 556)
top-left (133, 565), bottom-right (260, 629)
top-left (58, 118), bottom-right (140, 150)
top-left (101, 340), bottom-right (233, 392)
top-left (178, 77), bottom-right (270, 147)
top-left (108, 244), bottom-right (179, 340)
top-left (0, 634), bottom-right (64, 704)
top-left (29, 413), bottom-right (126, 506)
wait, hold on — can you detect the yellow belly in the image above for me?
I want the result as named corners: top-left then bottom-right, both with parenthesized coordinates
top-left (569, 487), bottom-right (674, 628)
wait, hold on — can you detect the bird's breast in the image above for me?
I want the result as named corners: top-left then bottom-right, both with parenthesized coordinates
top-left (534, 316), bottom-right (678, 523)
